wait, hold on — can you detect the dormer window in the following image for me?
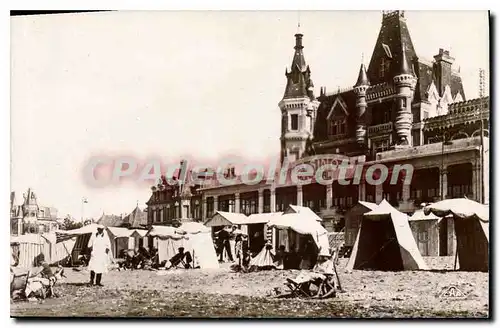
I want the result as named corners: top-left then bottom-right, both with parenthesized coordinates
top-left (328, 119), bottom-right (347, 137)
top-left (380, 57), bottom-right (391, 78)
top-left (382, 43), bottom-right (393, 58)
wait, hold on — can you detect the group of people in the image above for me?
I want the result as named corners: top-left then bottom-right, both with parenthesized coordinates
top-left (118, 245), bottom-right (159, 270)
top-left (214, 226), bottom-right (251, 268)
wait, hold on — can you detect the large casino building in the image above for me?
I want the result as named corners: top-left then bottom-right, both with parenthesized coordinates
top-left (146, 11), bottom-right (489, 246)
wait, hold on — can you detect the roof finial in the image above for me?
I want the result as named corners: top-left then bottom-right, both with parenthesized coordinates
top-left (361, 52), bottom-right (365, 66)
top-left (297, 11), bottom-right (301, 34)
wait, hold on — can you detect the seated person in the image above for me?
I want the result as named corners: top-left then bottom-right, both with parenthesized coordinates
top-left (285, 246), bottom-right (301, 270)
top-left (313, 250), bottom-right (334, 275)
top-left (299, 240), bottom-right (317, 270)
top-left (25, 254), bottom-right (56, 299)
top-left (138, 246), bottom-right (150, 258)
top-left (164, 247), bottom-right (193, 269)
top-left (31, 254), bottom-right (54, 279)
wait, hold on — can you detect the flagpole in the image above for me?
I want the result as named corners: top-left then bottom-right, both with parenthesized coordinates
top-left (81, 197), bottom-right (88, 224)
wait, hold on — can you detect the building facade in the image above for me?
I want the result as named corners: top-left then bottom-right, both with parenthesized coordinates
top-left (146, 11), bottom-right (489, 247)
top-left (10, 189), bottom-right (60, 235)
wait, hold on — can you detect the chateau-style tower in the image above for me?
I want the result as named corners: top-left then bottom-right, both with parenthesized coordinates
top-left (393, 44), bottom-right (417, 146)
top-left (279, 32), bottom-right (320, 164)
top-left (353, 62), bottom-right (370, 147)
top-left (22, 188), bottom-right (39, 219)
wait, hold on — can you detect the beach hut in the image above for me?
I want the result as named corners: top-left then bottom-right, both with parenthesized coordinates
top-left (267, 211), bottom-right (330, 269)
top-left (424, 198), bottom-right (489, 271)
top-left (146, 224), bottom-right (219, 269)
top-left (347, 200), bottom-right (428, 271)
top-left (408, 210), bottom-right (456, 257)
top-left (106, 227), bottom-right (135, 258)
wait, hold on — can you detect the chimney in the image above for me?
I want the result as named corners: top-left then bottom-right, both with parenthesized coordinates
top-left (433, 48), bottom-right (455, 97)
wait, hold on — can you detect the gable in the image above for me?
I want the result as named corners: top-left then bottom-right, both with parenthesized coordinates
top-left (326, 96), bottom-right (349, 120)
top-left (426, 82), bottom-right (439, 103)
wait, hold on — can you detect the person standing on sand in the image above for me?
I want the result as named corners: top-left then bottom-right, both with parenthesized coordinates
top-left (87, 226), bottom-right (111, 286)
top-left (218, 227), bottom-right (234, 262)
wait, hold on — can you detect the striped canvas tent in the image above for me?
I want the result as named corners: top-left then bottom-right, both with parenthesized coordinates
top-left (10, 233), bottom-right (76, 268)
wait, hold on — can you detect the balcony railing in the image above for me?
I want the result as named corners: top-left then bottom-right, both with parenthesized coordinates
top-left (368, 122), bottom-right (393, 136)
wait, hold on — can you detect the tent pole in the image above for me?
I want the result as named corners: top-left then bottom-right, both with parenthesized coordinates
top-left (453, 241), bottom-right (458, 270)
top-left (332, 260), bottom-right (343, 292)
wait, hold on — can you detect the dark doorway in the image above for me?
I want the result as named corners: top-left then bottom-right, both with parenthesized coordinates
top-left (439, 219), bottom-right (448, 256)
top-left (354, 218), bottom-right (403, 271)
top-left (248, 223), bottom-right (265, 253)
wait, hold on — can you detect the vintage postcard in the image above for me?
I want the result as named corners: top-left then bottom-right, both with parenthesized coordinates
top-left (10, 10), bottom-right (490, 318)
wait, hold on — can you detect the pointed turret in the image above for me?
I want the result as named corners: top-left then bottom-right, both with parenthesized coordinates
top-left (355, 63), bottom-right (370, 87)
top-left (291, 33), bottom-right (306, 71)
top-left (398, 44), bottom-right (413, 76)
top-left (283, 33), bottom-right (315, 100)
top-left (353, 61), bottom-right (370, 147)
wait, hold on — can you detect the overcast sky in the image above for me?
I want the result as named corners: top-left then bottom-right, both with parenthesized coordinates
top-left (11, 11), bottom-right (489, 219)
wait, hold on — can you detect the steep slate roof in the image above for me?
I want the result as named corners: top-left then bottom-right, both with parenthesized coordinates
top-left (415, 61), bottom-right (465, 103)
top-left (122, 206), bottom-right (148, 228)
top-left (97, 214), bottom-right (123, 227)
top-left (313, 89), bottom-right (357, 141)
top-left (313, 11), bottom-right (467, 143)
top-left (366, 11), bottom-right (417, 86)
top-left (283, 33), bottom-right (315, 100)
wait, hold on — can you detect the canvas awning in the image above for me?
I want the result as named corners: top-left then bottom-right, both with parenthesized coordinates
top-left (246, 212), bottom-right (283, 225)
top-left (285, 205), bottom-right (322, 222)
top-left (424, 198), bottom-right (489, 222)
top-left (204, 211), bottom-right (249, 227)
top-left (363, 199), bottom-right (411, 221)
top-left (267, 213), bottom-right (329, 252)
top-left (131, 229), bottom-right (148, 238)
top-left (146, 225), bottom-right (187, 240)
top-left (358, 201), bottom-right (379, 211)
top-left (177, 222), bottom-right (211, 234)
top-left (408, 209), bottom-right (442, 222)
top-left (424, 198), bottom-right (489, 243)
top-left (107, 227), bottom-right (134, 239)
top-left (56, 223), bottom-right (105, 235)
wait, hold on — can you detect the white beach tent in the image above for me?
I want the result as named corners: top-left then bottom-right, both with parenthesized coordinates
top-left (177, 222), bottom-right (219, 269)
top-left (146, 223), bottom-right (219, 269)
top-left (267, 212), bottom-right (330, 254)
